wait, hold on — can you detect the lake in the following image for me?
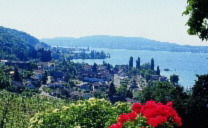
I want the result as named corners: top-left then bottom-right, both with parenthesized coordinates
top-left (72, 48), bottom-right (208, 88)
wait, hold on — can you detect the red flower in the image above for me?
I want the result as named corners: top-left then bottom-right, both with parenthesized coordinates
top-left (147, 118), bottom-right (159, 127)
top-left (109, 100), bottom-right (182, 128)
top-left (174, 116), bottom-right (182, 126)
top-left (118, 114), bottom-right (129, 122)
top-left (132, 103), bottom-right (142, 113)
top-left (109, 122), bottom-right (123, 128)
top-left (167, 101), bottom-right (173, 107)
top-left (128, 111), bottom-right (137, 121)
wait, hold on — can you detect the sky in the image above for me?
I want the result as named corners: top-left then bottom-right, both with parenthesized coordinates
top-left (0, 0), bottom-right (207, 46)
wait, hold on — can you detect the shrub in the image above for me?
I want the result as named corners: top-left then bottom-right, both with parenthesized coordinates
top-left (29, 98), bottom-right (131, 128)
top-left (109, 100), bottom-right (182, 128)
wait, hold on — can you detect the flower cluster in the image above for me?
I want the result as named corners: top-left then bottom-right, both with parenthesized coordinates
top-left (29, 98), bottom-right (131, 128)
top-left (109, 100), bottom-right (182, 128)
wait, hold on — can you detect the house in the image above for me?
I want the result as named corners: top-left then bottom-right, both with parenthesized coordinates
top-left (37, 62), bottom-right (56, 71)
top-left (159, 76), bottom-right (167, 81)
top-left (0, 60), bottom-right (8, 65)
top-left (48, 82), bottom-right (66, 88)
top-left (119, 73), bottom-right (127, 79)
top-left (99, 71), bottom-right (111, 81)
top-left (130, 84), bottom-right (138, 88)
top-left (80, 84), bottom-right (90, 90)
top-left (108, 96), bottom-right (139, 104)
top-left (47, 63), bottom-right (55, 70)
top-left (97, 65), bottom-right (107, 71)
top-left (52, 71), bottom-right (64, 78)
top-left (33, 70), bottom-right (43, 79)
top-left (92, 82), bottom-right (108, 92)
top-left (125, 98), bottom-right (139, 104)
top-left (82, 65), bottom-right (92, 71)
top-left (151, 75), bottom-right (159, 80)
top-left (89, 77), bottom-right (104, 83)
top-left (71, 91), bottom-right (85, 99)
top-left (31, 76), bottom-right (41, 81)
top-left (51, 88), bottom-right (72, 97)
top-left (83, 76), bottom-right (104, 83)
top-left (5, 61), bottom-right (30, 69)
top-left (115, 65), bottom-right (129, 72)
top-left (11, 81), bottom-right (25, 91)
top-left (92, 82), bottom-right (102, 91)
top-left (24, 81), bottom-right (36, 89)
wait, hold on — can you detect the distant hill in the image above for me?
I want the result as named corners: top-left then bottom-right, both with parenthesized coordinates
top-left (0, 26), bottom-right (50, 48)
top-left (0, 26), bottom-right (50, 61)
top-left (41, 35), bottom-right (208, 53)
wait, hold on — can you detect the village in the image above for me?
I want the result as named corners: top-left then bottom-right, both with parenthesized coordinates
top-left (0, 57), bottom-right (168, 103)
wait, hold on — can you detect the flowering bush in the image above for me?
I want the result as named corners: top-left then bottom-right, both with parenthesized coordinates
top-left (29, 98), bottom-right (131, 128)
top-left (109, 100), bottom-right (182, 128)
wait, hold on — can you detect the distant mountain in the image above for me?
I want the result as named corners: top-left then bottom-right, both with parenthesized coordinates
top-left (0, 26), bottom-right (50, 60)
top-left (41, 35), bottom-right (208, 53)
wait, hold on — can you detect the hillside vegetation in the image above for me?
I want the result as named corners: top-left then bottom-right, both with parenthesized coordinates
top-left (0, 26), bottom-right (50, 61)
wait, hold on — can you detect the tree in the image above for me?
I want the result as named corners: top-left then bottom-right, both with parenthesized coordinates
top-left (140, 81), bottom-right (187, 104)
top-left (129, 56), bottom-right (133, 69)
top-left (141, 63), bottom-right (151, 70)
top-left (151, 58), bottom-right (154, 70)
top-left (140, 81), bottom-right (189, 128)
top-left (176, 74), bottom-right (208, 128)
top-left (116, 85), bottom-right (127, 96)
top-left (64, 72), bottom-right (70, 82)
top-left (186, 74), bottom-right (208, 128)
top-left (0, 68), bottom-right (11, 89)
top-left (126, 89), bottom-right (133, 98)
top-left (144, 73), bottom-right (151, 81)
top-left (109, 82), bottom-right (116, 96)
top-left (140, 81), bottom-right (174, 103)
top-left (13, 66), bottom-right (22, 82)
top-left (183, 0), bottom-right (208, 41)
top-left (136, 57), bottom-right (140, 69)
top-left (42, 71), bottom-right (48, 84)
top-left (92, 63), bottom-right (97, 72)
top-left (107, 63), bottom-right (111, 71)
top-left (170, 74), bottom-right (179, 85)
top-left (156, 66), bottom-right (160, 76)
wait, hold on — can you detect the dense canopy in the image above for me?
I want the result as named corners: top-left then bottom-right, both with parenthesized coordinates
top-left (183, 0), bottom-right (208, 40)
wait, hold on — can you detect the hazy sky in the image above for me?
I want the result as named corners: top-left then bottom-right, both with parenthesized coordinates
top-left (0, 0), bottom-right (207, 46)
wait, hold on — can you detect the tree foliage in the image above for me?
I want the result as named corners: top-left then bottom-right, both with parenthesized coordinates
top-left (30, 98), bottom-right (131, 128)
top-left (92, 63), bottom-right (97, 72)
top-left (186, 74), bottom-right (208, 128)
top-left (116, 85), bottom-right (127, 96)
top-left (183, 0), bottom-right (208, 40)
top-left (150, 58), bottom-right (154, 70)
top-left (140, 81), bottom-right (176, 103)
top-left (0, 67), bottom-right (11, 89)
top-left (170, 74), bottom-right (179, 84)
top-left (109, 82), bottom-right (116, 96)
top-left (42, 71), bottom-right (48, 84)
top-left (129, 56), bottom-right (133, 69)
top-left (13, 66), bottom-right (22, 82)
top-left (0, 26), bottom-right (50, 61)
top-left (136, 57), bottom-right (140, 69)
top-left (156, 66), bottom-right (160, 76)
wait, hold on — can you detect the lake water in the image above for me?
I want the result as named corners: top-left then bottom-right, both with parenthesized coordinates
top-left (72, 48), bottom-right (208, 88)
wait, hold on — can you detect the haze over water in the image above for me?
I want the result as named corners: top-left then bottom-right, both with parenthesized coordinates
top-left (73, 48), bottom-right (208, 88)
